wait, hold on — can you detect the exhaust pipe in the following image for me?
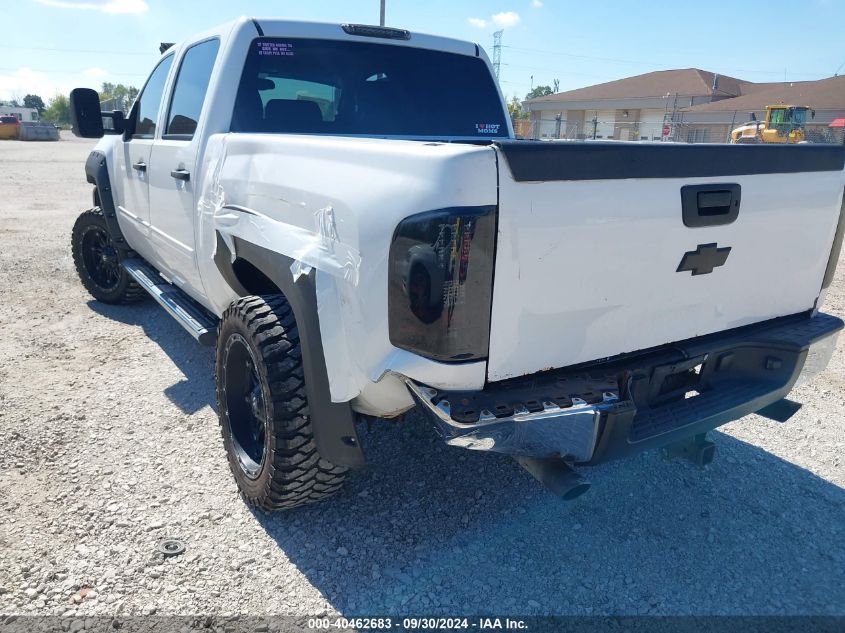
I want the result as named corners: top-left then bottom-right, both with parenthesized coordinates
top-left (515, 456), bottom-right (591, 501)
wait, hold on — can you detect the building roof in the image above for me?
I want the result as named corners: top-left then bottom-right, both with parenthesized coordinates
top-left (684, 75), bottom-right (845, 112)
top-left (526, 68), bottom-right (753, 103)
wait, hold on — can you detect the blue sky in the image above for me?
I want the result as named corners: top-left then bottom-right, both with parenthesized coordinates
top-left (2, 0), bottom-right (844, 103)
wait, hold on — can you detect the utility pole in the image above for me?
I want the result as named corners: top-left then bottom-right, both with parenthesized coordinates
top-left (380, 0), bottom-right (385, 26)
top-left (492, 30), bottom-right (503, 81)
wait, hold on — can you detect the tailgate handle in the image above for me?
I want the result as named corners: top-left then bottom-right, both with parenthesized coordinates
top-left (681, 183), bottom-right (740, 227)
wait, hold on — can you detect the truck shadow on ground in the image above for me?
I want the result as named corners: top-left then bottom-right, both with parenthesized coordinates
top-left (90, 299), bottom-right (845, 616)
top-left (258, 416), bottom-right (845, 616)
top-left (89, 299), bottom-right (215, 414)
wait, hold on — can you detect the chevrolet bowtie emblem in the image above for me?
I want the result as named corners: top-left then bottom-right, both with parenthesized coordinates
top-left (677, 243), bottom-right (731, 276)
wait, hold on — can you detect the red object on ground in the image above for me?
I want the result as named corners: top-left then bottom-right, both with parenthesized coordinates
top-left (829, 118), bottom-right (845, 128)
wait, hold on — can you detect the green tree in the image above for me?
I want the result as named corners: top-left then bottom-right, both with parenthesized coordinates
top-left (508, 95), bottom-right (528, 120)
top-left (23, 94), bottom-right (46, 116)
top-left (100, 82), bottom-right (139, 113)
top-left (42, 95), bottom-right (71, 126)
top-left (525, 85), bottom-right (554, 100)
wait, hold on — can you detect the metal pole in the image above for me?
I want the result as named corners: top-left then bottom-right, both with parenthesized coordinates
top-left (380, 0), bottom-right (385, 26)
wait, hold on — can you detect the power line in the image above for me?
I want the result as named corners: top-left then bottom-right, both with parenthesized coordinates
top-left (502, 45), bottom-right (833, 77)
top-left (503, 45), bottom-right (660, 66)
top-left (502, 62), bottom-right (619, 80)
top-left (0, 44), bottom-right (152, 56)
top-left (0, 67), bottom-right (145, 77)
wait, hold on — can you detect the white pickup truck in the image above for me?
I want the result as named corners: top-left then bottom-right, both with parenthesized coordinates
top-left (68, 18), bottom-right (845, 509)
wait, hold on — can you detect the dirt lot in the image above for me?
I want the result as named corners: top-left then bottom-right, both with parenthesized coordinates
top-left (0, 133), bottom-right (843, 619)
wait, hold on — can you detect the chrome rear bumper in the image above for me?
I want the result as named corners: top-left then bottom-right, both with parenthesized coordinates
top-left (405, 380), bottom-right (620, 462)
top-left (407, 312), bottom-right (843, 464)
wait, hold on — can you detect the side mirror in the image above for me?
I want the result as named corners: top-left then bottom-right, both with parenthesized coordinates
top-left (103, 110), bottom-right (126, 135)
top-left (811, 109), bottom-right (816, 120)
top-left (69, 88), bottom-right (104, 138)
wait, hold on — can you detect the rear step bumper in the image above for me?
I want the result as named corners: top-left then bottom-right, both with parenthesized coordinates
top-left (409, 312), bottom-right (842, 463)
top-left (122, 259), bottom-right (217, 346)
top-left (406, 374), bottom-right (618, 462)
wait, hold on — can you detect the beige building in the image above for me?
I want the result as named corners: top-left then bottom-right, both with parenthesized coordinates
top-left (523, 69), bottom-right (845, 143)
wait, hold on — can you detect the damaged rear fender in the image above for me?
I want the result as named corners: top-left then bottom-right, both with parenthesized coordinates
top-left (213, 235), bottom-right (365, 469)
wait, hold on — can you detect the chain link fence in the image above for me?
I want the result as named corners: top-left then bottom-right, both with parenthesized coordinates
top-left (515, 116), bottom-right (845, 144)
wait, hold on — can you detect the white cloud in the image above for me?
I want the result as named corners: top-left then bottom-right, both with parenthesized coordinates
top-left (492, 11), bottom-right (521, 27)
top-left (532, 0), bottom-right (543, 7)
top-left (0, 66), bottom-right (111, 101)
top-left (34, 0), bottom-right (148, 14)
top-left (470, 10), bottom-right (522, 30)
top-left (0, 67), bottom-right (63, 101)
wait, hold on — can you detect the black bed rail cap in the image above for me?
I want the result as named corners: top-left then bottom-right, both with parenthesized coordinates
top-left (494, 140), bottom-right (845, 182)
top-left (341, 23), bottom-right (411, 40)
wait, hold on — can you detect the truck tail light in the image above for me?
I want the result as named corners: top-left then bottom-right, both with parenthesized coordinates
top-left (388, 206), bottom-right (497, 362)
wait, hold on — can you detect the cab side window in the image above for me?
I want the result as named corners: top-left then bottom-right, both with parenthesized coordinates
top-left (132, 55), bottom-right (174, 138)
top-left (165, 39), bottom-right (220, 139)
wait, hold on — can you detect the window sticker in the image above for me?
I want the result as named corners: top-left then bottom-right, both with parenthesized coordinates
top-left (257, 41), bottom-right (294, 56)
top-left (475, 123), bottom-right (501, 134)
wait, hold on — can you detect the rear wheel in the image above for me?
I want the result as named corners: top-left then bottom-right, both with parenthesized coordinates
top-left (71, 208), bottom-right (144, 304)
top-left (215, 295), bottom-right (347, 511)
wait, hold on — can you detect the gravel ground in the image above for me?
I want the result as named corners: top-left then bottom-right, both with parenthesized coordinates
top-left (0, 133), bottom-right (843, 619)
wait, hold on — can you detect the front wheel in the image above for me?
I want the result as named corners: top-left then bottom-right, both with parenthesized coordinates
top-left (71, 208), bottom-right (145, 304)
top-left (215, 295), bottom-right (348, 511)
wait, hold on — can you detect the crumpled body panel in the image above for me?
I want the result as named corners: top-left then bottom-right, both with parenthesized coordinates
top-left (195, 133), bottom-right (497, 402)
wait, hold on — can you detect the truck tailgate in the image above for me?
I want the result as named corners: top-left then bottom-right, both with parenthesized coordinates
top-left (487, 142), bottom-right (845, 382)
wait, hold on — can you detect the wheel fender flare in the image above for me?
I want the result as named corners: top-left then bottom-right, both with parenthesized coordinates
top-left (214, 232), bottom-right (365, 469)
top-left (84, 150), bottom-right (131, 252)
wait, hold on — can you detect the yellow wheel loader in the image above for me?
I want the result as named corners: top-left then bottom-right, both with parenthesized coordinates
top-left (730, 105), bottom-right (814, 144)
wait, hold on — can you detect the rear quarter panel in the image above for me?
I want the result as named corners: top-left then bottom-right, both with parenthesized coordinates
top-left (196, 133), bottom-right (498, 401)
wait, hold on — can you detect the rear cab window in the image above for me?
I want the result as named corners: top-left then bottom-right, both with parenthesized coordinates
top-left (230, 38), bottom-right (508, 139)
